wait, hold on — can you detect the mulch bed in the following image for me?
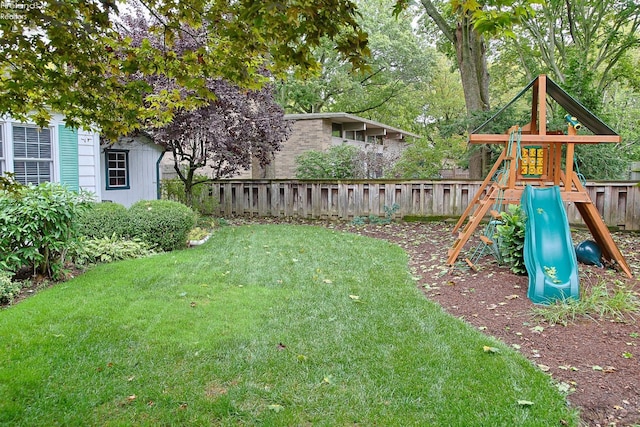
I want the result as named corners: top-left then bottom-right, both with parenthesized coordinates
top-left (3, 219), bottom-right (639, 426)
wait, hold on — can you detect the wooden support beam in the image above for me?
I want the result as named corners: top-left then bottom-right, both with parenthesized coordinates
top-left (452, 150), bottom-right (507, 233)
top-left (469, 134), bottom-right (621, 144)
top-left (447, 186), bottom-right (499, 266)
top-left (539, 75), bottom-right (547, 136)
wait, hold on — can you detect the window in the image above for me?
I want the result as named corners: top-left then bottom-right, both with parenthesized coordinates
top-left (344, 130), bottom-right (365, 141)
top-left (13, 125), bottom-right (52, 184)
top-left (331, 123), bottom-right (342, 138)
top-left (105, 149), bottom-right (129, 189)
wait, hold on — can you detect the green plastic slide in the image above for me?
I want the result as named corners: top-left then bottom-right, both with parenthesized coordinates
top-left (521, 185), bottom-right (579, 304)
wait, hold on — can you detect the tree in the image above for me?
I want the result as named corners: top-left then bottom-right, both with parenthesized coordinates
top-left (119, 10), bottom-right (291, 206)
top-left (278, 0), bottom-right (435, 132)
top-left (416, 0), bottom-right (536, 177)
top-left (156, 80), bottom-right (291, 205)
top-left (490, 0), bottom-right (640, 179)
top-left (504, 0), bottom-right (640, 110)
top-left (0, 0), bottom-right (378, 139)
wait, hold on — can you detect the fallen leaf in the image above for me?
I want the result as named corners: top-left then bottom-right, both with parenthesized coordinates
top-left (537, 364), bottom-right (551, 372)
top-left (483, 346), bottom-right (500, 353)
top-left (517, 400), bottom-right (534, 406)
top-left (321, 375), bottom-right (334, 385)
top-left (505, 294), bottom-right (519, 300)
top-left (592, 365), bottom-right (603, 371)
top-left (268, 404), bottom-right (284, 412)
top-left (323, 279), bottom-right (333, 284)
top-left (277, 343), bottom-right (286, 351)
top-left (349, 295), bottom-right (360, 300)
top-left (127, 395), bottom-right (136, 402)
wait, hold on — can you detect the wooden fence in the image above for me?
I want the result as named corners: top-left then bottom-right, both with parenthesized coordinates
top-left (199, 180), bottom-right (640, 231)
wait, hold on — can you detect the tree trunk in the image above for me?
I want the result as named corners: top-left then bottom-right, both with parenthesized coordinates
top-left (420, 0), bottom-right (491, 179)
top-left (455, 18), bottom-right (490, 113)
top-left (455, 18), bottom-right (491, 179)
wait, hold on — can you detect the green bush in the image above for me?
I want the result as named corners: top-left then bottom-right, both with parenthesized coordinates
top-left (295, 144), bottom-right (360, 179)
top-left (71, 235), bottom-right (156, 265)
top-left (0, 183), bottom-right (92, 277)
top-left (128, 200), bottom-right (197, 251)
top-left (161, 176), bottom-right (219, 216)
top-left (496, 204), bottom-right (527, 275)
top-left (0, 271), bottom-right (21, 305)
top-left (77, 202), bottom-right (129, 238)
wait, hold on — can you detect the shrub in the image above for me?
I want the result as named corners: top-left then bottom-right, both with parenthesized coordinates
top-left (0, 183), bottom-right (93, 277)
top-left (71, 235), bottom-right (156, 265)
top-left (128, 200), bottom-right (197, 251)
top-left (161, 176), bottom-right (219, 216)
top-left (496, 204), bottom-right (527, 275)
top-left (77, 202), bottom-right (129, 238)
top-left (295, 144), bottom-right (360, 179)
top-left (0, 271), bottom-right (21, 305)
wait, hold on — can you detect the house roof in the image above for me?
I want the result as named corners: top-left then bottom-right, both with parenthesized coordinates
top-left (472, 75), bottom-right (618, 136)
top-left (285, 113), bottom-right (421, 139)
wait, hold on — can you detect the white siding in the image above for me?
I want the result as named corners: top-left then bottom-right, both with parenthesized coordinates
top-left (78, 129), bottom-right (101, 200)
top-left (101, 137), bottom-right (164, 207)
top-left (0, 114), bottom-right (100, 198)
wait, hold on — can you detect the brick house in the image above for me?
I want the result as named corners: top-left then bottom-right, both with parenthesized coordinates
top-left (249, 113), bottom-right (420, 179)
top-left (161, 112), bottom-right (419, 180)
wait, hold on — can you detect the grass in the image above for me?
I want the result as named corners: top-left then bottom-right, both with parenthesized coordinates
top-left (0, 224), bottom-right (579, 426)
top-left (531, 279), bottom-right (640, 326)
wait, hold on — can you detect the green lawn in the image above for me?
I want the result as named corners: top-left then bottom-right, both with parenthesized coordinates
top-left (0, 225), bottom-right (578, 426)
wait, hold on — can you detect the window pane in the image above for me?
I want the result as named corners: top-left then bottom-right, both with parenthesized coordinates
top-left (12, 126), bottom-right (25, 143)
top-left (13, 160), bottom-right (51, 184)
top-left (13, 126), bottom-right (51, 160)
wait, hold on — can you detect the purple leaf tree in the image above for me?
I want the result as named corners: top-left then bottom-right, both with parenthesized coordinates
top-left (118, 9), bottom-right (291, 206)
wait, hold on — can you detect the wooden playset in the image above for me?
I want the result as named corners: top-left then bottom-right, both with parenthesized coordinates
top-left (447, 75), bottom-right (632, 278)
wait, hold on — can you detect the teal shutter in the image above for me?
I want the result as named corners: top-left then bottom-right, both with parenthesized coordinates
top-left (58, 125), bottom-right (79, 191)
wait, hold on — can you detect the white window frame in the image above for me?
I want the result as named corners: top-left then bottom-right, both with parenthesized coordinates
top-left (12, 124), bottom-right (53, 185)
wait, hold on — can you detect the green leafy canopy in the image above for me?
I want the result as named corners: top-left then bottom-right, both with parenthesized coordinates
top-left (0, 0), bottom-right (391, 139)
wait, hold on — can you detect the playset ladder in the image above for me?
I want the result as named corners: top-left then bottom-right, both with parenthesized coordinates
top-left (447, 128), bottom-right (520, 267)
